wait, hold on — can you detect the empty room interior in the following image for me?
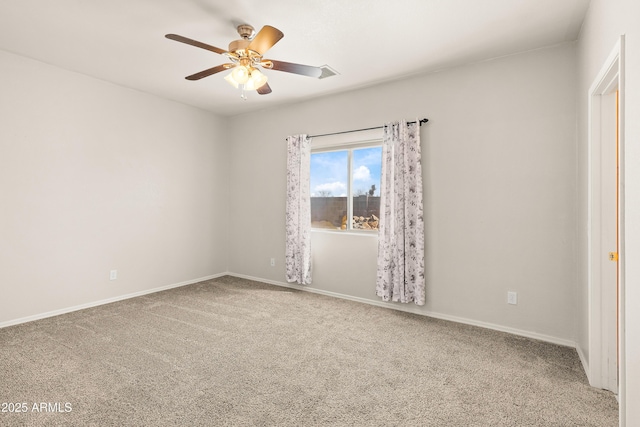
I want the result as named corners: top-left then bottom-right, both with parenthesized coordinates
top-left (0, 0), bottom-right (638, 426)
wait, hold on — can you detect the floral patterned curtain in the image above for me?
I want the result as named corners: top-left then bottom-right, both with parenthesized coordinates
top-left (376, 120), bottom-right (425, 305)
top-left (285, 134), bottom-right (312, 285)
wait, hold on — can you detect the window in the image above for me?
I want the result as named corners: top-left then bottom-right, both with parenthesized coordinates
top-left (310, 142), bottom-right (382, 231)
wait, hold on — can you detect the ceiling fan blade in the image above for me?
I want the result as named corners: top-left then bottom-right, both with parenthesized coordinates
top-left (247, 25), bottom-right (284, 55)
top-left (257, 83), bottom-right (272, 95)
top-left (185, 64), bottom-right (231, 80)
top-left (266, 60), bottom-right (322, 78)
top-left (165, 34), bottom-right (227, 55)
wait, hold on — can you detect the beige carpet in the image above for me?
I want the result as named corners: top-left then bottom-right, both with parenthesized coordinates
top-left (0, 276), bottom-right (618, 426)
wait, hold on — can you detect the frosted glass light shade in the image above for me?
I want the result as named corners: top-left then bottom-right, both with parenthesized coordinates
top-left (249, 69), bottom-right (268, 89)
top-left (225, 67), bottom-right (268, 92)
top-left (224, 72), bottom-right (239, 88)
top-left (231, 65), bottom-right (250, 84)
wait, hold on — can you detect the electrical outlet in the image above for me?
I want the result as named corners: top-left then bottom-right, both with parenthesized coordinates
top-left (110, 270), bottom-right (118, 281)
top-left (270, 258), bottom-right (275, 267)
top-left (507, 291), bottom-right (517, 305)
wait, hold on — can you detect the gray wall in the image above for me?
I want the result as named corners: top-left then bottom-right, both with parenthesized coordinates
top-left (228, 43), bottom-right (578, 344)
top-left (0, 50), bottom-right (230, 324)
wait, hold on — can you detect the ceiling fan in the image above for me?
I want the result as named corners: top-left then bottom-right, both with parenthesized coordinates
top-left (165, 24), bottom-right (323, 97)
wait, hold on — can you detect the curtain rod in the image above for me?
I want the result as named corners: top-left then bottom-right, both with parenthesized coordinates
top-left (307, 118), bottom-right (428, 139)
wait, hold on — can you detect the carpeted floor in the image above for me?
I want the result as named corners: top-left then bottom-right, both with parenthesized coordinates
top-left (0, 276), bottom-right (618, 426)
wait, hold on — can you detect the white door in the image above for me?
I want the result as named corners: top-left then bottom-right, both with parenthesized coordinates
top-left (599, 90), bottom-right (618, 393)
top-left (588, 38), bottom-right (624, 397)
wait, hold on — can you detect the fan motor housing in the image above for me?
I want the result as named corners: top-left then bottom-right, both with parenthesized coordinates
top-left (236, 24), bottom-right (255, 39)
top-left (228, 39), bottom-right (250, 53)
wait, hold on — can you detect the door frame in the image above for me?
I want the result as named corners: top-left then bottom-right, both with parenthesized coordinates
top-left (587, 35), bottom-right (625, 403)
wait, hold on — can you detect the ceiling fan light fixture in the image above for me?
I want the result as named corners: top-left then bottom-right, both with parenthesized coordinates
top-left (224, 72), bottom-right (240, 88)
top-left (231, 65), bottom-right (250, 84)
top-left (247, 68), bottom-right (268, 90)
top-left (225, 66), bottom-right (268, 92)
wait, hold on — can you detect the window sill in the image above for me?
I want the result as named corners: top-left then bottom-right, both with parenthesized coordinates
top-left (311, 228), bottom-right (378, 237)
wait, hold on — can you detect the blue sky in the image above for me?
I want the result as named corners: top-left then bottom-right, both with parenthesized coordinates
top-left (310, 147), bottom-right (382, 197)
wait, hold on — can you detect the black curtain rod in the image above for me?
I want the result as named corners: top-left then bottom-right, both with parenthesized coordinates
top-left (307, 118), bottom-right (428, 139)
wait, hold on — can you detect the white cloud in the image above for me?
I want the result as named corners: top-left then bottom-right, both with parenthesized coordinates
top-left (353, 165), bottom-right (371, 181)
top-left (313, 181), bottom-right (346, 196)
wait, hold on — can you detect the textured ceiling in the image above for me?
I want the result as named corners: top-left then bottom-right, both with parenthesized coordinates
top-left (0, 0), bottom-right (590, 117)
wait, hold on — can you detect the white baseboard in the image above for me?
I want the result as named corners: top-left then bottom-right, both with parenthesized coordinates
top-left (576, 344), bottom-right (591, 383)
top-left (228, 272), bottom-right (577, 349)
top-left (0, 272), bottom-right (227, 329)
top-left (2, 271), bottom-right (577, 351)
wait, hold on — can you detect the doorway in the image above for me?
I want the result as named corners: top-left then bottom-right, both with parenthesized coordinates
top-left (587, 37), bottom-right (624, 398)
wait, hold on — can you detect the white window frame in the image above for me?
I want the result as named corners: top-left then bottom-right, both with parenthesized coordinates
top-left (310, 138), bottom-right (382, 233)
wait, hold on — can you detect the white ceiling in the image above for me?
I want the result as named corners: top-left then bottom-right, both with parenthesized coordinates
top-left (0, 0), bottom-right (590, 117)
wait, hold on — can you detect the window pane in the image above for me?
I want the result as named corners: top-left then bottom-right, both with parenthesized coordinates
top-left (352, 146), bottom-right (382, 230)
top-left (310, 151), bottom-right (348, 229)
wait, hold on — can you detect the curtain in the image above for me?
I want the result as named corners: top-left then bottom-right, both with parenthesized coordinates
top-left (285, 134), bottom-right (312, 285)
top-left (376, 120), bottom-right (425, 305)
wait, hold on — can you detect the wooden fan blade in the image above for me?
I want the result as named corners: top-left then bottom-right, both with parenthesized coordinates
top-left (257, 83), bottom-right (272, 95)
top-left (185, 64), bottom-right (231, 80)
top-left (165, 34), bottom-right (227, 55)
top-left (266, 60), bottom-right (322, 78)
top-left (247, 26), bottom-right (284, 55)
